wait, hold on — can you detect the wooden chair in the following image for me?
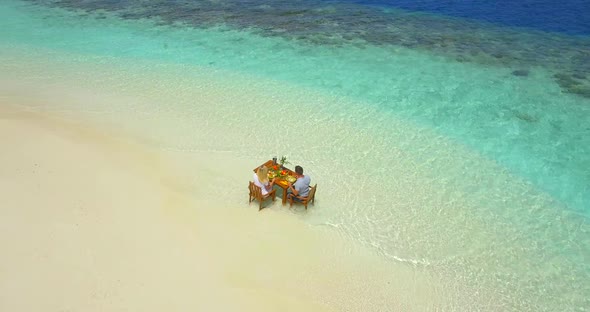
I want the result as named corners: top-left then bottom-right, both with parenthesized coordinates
top-left (288, 184), bottom-right (317, 210)
top-left (248, 181), bottom-right (276, 211)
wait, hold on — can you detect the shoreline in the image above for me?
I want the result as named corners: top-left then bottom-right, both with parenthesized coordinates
top-left (1, 44), bottom-right (587, 310)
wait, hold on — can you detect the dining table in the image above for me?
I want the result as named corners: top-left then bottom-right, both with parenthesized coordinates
top-left (253, 160), bottom-right (297, 205)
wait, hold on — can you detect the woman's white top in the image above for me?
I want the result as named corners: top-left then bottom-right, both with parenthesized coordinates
top-left (253, 173), bottom-right (269, 195)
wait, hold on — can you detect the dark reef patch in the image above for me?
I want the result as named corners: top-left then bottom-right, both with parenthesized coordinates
top-left (513, 111), bottom-right (539, 123)
top-left (553, 73), bottom-right (590, 98)
top-left (512, 69), bottom-right (529, 77)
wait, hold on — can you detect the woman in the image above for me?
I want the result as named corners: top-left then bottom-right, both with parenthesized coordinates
top-left (253, 165), bottom-right (275, 196)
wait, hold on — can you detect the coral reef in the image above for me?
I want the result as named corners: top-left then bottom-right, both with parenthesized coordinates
top-left (25, 0), bottom-right (590, 99)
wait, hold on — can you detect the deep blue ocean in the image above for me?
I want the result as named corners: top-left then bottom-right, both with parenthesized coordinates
top-left (352, 0), bottom-right (590, 35)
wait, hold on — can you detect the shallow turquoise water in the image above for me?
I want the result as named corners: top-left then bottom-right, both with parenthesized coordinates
top-left (3, 0), bottom-right (589, 215)
top-left (1, 0), bottom-right (589, 310)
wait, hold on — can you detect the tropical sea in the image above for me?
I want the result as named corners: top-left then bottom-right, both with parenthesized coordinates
top-left (1, 0), bottom-right (589, 310)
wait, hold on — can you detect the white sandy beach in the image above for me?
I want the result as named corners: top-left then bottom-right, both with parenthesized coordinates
top-left (0, 104), bottom-right (459, 311)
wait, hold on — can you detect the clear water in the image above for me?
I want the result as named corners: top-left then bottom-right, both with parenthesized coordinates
top-left (1, 0), bottom-right (589, 310)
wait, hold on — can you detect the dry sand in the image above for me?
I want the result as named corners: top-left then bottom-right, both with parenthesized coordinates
top-left (0, 104), bottom-right (457, 311)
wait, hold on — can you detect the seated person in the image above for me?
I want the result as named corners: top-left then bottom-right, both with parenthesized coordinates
top-left (287, 165), bottom-right (311, 201)
top-left (253, 165), bottom-right (275, 196)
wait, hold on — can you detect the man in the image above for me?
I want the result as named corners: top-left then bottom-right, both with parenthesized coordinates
top-left (287, 165), bottom-right (310, 202)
